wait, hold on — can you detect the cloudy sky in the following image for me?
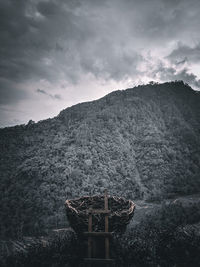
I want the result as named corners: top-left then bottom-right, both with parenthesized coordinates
top-left (1, 0), bottom-right (200, 127)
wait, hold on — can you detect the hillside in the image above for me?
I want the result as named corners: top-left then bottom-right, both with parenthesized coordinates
top-left (0, 81), bottom-right (200, 239)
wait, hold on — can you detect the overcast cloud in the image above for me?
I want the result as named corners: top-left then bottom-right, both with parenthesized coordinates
top-left (0, 0), bottom-right (200, 127)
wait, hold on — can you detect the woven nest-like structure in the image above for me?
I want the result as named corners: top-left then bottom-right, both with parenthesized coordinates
top-left (65, 195), bottom-right (135, 234)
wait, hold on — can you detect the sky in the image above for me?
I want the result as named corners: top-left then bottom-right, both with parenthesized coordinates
top-left (0, 0), bottom-right (200, 127)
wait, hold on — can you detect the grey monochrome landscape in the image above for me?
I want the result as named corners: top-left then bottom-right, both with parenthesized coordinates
top-left (0, 0), bottom-right (200, 266)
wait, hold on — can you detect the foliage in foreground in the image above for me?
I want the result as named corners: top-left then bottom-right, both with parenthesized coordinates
top-left (114, 204), bottom-right (200, 267)
top-left (1, 202), bottom-right (200, 267)
top-left (0, 230), bottom-right (80, 267)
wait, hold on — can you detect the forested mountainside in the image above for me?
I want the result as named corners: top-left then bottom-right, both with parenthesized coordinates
top-left (0, 81), bottom-right (200, 238)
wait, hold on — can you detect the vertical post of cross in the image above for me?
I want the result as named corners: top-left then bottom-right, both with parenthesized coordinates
top-left (88, 208), bottom-right (92, 265)
top-left (104, 189), bottom-right (109, 261)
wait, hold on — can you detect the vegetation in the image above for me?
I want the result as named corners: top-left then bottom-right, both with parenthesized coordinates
top-left (0, 81), bottom-right (200, 239)
top-left (0, 229), bottom-right (79, 267)
top-left (0, 81), bottom-right (200, 265)
top-left (115, 200), bottom-right (200, 266)
top-left (1, 201), bottom-right (200, 267)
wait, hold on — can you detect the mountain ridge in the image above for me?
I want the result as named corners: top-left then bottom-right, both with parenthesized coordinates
top-left (0, 80), bottom-right (200, 238)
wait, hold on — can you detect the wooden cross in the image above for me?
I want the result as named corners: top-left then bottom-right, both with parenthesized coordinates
top-left (84, 189), bottom-right (114, 266)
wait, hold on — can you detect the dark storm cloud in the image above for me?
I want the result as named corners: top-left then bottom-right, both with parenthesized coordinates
top-left (36, 88), bottom-right (61, 100)
top-left (151, 62), bottom-right (200, 88)
top-left (0, 0), bottom-right (72, 82)
top-left (112, 0), bottom-right (200, 46)
top-left (1, 0), bottom-right (200, 127)
top-left (36, 88), bottom-right (48, 95)
top-left (0, 78), bottom-right (28, 104)
top-left (167, 43), bottom-right (200, 64)
top-left (1, 0), bottom-right (200, 88)
top-left (0, 0), bottom-right (144, 98)
top-left (175, 69), bottom-right (200, 88)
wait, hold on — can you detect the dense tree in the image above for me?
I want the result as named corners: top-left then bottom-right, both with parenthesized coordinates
top-left (0, 81), bottom-right (200, 238)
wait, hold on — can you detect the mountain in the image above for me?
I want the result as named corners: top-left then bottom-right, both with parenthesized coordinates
top-left (0, 81), bottom-right (200, 239)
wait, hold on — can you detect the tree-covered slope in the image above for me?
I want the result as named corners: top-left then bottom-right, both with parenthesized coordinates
top-left (0, 81), bottom-right (200, 238)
